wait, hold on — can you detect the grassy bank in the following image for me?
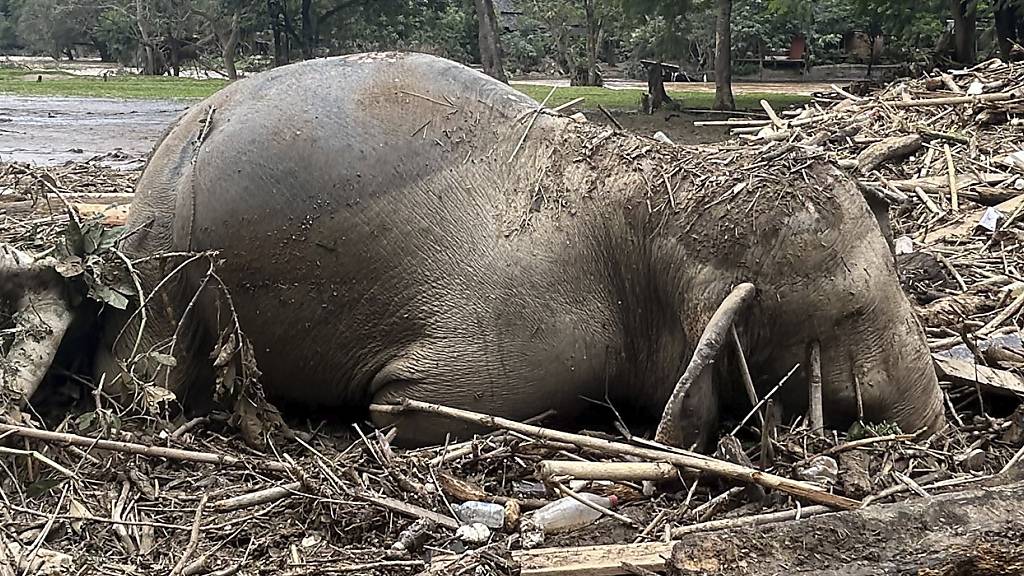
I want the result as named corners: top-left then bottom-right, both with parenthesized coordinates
top-left (0, 67), bottom-right (809, 110)
top-left (0, 68), bottom-right (228, 99)
top-left (513, 84), bottom-right (809, 112)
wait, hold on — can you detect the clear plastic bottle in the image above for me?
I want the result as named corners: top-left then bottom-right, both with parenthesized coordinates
top-left (453, 501), bottom-right (506, 528)
top-left (530, 493), bottom-right (618, 533)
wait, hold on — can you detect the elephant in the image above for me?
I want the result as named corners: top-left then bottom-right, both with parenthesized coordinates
top-left (79, 51), bottom-right (945, 450)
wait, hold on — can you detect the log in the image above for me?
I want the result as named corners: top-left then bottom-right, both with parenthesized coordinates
top-left (667, 480), bottom-right (1024, 575)
top-left (856, 134), bottom-right (923, 174)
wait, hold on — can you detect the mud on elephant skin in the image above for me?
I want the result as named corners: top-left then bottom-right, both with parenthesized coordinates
top-left (80, 51), bottom-right (945, 450)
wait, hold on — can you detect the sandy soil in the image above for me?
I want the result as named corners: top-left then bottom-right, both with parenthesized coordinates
top-left (0, 96), bottom-right (188, 167)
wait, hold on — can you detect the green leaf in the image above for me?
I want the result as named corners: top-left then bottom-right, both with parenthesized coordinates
top-left (83, 224), bottom-right (104, 254)
top-left (87, 279), bottom-right (130, 310)
top-left (75, 411), bottom-right (96, 430)
top-left (65, 216), bottom-right (85, 257)
top-left (26, 477), bottom-right (64, 499)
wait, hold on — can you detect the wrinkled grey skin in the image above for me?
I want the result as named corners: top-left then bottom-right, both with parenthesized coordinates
top-left (96, 52), bottom-right (946, 448)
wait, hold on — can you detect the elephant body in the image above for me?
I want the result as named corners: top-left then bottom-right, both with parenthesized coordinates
top-left (98, 52), bottom-right (945, 448)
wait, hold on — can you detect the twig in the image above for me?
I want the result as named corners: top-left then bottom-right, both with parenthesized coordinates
top-left (807, 340), bottom-right (824, 436)
top-left (0, 423), bottom-right (294, 473)
top-left (670, 503), bottom-right (832, 537)
top-left (597, 104), bottom-right (624, 130)
top-left (944, 143), bottom-right (959, 211)
top-left (371, 399), bottom-right (861, 510)
top-left (170, 494), bottom-right (209, 576)
top-left (210, 482), bottom-right (302, 512)
top-left (509, 85), bottom-right (556, 163)
top-left (731, 326), bottom-right (762, 426)
top-left (731, 364), bottom-right (799, 436)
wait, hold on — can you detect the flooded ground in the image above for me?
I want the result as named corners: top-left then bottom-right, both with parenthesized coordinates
top-left (0, 96), bottom-right (188, 167)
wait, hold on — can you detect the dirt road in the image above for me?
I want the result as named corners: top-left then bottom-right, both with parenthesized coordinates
top-left (0, 96), bottom-right (188, 167)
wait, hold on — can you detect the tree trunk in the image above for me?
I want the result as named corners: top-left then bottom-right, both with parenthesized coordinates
top-left (647, 62), bottom-right (672, 112)
top-left (135, 0), bottom-right (158, 75)
top-left (300, 0), bottom-right (314, 59)
top-left (995, 3), bottom-right (1022, 60)
top-left (950, 0), bottom-right (977, 65)
top-left (584, 0), bottom-right (599, 86)
top-left (475, 0), bottom-right (508, 83)
top-left (223, 9), bottom-right (241, 80)
top-left (668, 479), bottom-right (1024, 575)
top-left (268, 0), bottom-right (288, 66)
top-left (713, 0), bottom-right (735, 111)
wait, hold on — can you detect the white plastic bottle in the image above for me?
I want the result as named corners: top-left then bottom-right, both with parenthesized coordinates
top-left (530, 493), bottom-right (618, 533)
top-left (453, 501), bottom-right (506, 529)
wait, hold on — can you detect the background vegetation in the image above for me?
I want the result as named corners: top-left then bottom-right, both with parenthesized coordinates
top-left (1, 1), bottom-right (1023, 109)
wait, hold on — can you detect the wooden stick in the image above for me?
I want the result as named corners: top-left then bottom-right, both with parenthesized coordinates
top-left (536, 461), bottom-right (677, 482)
top-left (692, 119), bottom-right (771, 127)
top-left (370, 400), bottom-right (861, 510)
top-left (944, 143), bottom-right (959, 211)
top-left (210, 482), bottom-right (302, 512)
top-left (361, 494), bottom-right (459, 529)
top-left (886, 92), bottom-right (1014, 107)
top-left (509, 85), bottom-right (556, 163)
top-left (759, 99), bottom-right (785, 128)
top-left (807, 340), bottom-right (824, 436)
top-left (914, 186), bottom-right (942, 214)
top-left (170, 494), bottom-right (208, 576)
top-left (597, 104), bottom-right (624, 131)
top-left (552, 97), bottom-right (585, 113)
top-left (655, 283), bottom-right (756, 446)
top-left (730, 326), bottom-right (762, 426)
top-left (0, 423), bottom-right (294, 474)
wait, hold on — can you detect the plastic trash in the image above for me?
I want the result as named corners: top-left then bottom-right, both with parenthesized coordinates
top-left (894, 235), bottom-right (914, 255)
top-left (797, 455), bottom-right (839, 487)
top-left (653, 131), bottom-right (675, 145)
top-left (978, 207), bottom-right (1003, 232)
top-left (452, 501), bottom-right (505, 529)
top-left (529, 493), bottom-right (618, 534)
top-left (455, 522), bottom-right (491, 545)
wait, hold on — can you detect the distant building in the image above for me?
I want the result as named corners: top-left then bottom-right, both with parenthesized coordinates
top-left (493, 0), bottom-right (523, 32)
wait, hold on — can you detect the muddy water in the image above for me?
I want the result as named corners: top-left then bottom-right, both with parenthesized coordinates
top-left (0, 96), bottom-right (190, 167)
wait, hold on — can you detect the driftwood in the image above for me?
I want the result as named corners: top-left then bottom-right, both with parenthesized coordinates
top-left (667, 479), bottom-right (1024, 575)
top-left (856, 134), bottom-right (922, 174)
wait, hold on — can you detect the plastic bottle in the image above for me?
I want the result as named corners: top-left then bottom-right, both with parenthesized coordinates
top-left (530, 493), bottom-right (618, 533)
top-left (452, 501), bottom-right (506, 529)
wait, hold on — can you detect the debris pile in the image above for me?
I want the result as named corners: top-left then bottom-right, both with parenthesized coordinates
top-left (3, 58), bottom-right (1024, 575)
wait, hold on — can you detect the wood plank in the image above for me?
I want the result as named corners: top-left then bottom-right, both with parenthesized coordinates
top-left (934, 355), bottom-right (1024, 396)
top-left (516, 541), bottom-right (670, 576)
top-left (919, 194), bottom-right (1024, 244)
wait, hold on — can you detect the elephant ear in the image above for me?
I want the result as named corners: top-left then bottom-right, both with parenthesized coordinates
top-left (654, 283), bottom-right (756, 448)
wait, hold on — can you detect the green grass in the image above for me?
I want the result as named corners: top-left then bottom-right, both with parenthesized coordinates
top-left (0, 68), bottom-right (227, 99)
top-left (513, 83), bottom-right (810, 111)
top-left (0, 67), bottom-right (809, 110)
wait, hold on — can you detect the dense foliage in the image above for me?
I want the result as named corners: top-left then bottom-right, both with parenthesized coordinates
top-left (0, 0), bottom-right (1021, 78)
